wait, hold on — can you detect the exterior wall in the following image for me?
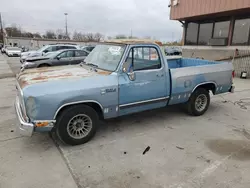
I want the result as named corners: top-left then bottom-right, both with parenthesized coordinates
top-left (182, 46), bottom-right (250, 77)
top-left (170, 0), bottom-right (250, 20)
top-left (4, 37), bottom-right (97, 50)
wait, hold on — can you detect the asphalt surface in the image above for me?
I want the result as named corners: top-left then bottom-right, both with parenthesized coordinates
top-left (1, 54), bottom-right (250, 188)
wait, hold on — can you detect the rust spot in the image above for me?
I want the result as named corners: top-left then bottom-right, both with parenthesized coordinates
top-left (19, 80), bottom-right (29, 88)
top-left (97, 70), bottom-right (111, 75)
top-left (31, 72), bottom-right (72, 81)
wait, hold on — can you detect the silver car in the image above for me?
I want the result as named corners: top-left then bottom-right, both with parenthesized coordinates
top-left (21, 49), bottom-right (89, 70)
top-left (20, 44), bottom-right (80, 63)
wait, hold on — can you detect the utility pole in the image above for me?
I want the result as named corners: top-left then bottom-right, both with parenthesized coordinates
top-left (130, 29), bottom-right (133, 39)
top-left (0, 13), bottom-right (4, 43)
top-left (64, 13), bottom-right (68, 39)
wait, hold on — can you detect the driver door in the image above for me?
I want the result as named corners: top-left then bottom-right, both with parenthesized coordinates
top-left (118, 46), bottom-right (169, 116)
top-left (53, 50), bottom-right (75, 66)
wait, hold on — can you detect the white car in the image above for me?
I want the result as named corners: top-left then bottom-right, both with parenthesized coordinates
top-left (5, 47), bottom-right (22, 57)
top-left (1, 45), bottom-right (11, 53)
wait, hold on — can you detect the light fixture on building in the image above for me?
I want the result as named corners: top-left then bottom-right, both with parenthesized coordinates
top-left (168, 0), bottom-right (179, 7)
top-left (173, 0), bottom-right (179, 6)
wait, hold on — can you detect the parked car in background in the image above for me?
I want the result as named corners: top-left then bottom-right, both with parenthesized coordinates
top-left (165, 46), bottom-right (182, 56)
top-left (5, 47), bottom-right (22, 57)
top-left (20, 43), bottom-right (80, 63)
top-left (81, 45), bottom-right (96, 52)
top-left (15, 39), bottom-right (234, 145)
top-left (1, 45), bottom-right (11, 53)
top-left (21, 46), bottom-right (29, 52)
top-left (0, 43), bottom-right (3, 50)
top-left (21, 49), bottom-right (89, 70)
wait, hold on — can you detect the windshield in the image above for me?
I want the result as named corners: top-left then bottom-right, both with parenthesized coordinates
top-left (84, 44), bottom-right (126, 71)
top-left (7, 47), bottom-right (20, 50)
top-left (37, 45), bottom-right (49, 53)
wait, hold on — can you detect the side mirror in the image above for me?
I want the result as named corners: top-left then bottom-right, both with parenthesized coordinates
top-left (122, 61), bottom-right (135, 81)
top-left (57, 56), bottom-right (61, 60)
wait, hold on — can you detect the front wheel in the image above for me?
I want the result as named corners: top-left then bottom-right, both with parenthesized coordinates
top-left (186, 88), bottom-right (210, 116)
top-left (56, 105), bottom-right (99, 145)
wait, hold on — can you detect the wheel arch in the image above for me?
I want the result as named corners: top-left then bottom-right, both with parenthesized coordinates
top-left (38, 63), bottom-right (51, 67)
top-left (53, 100), bottom-right (104, 120)
top-left (192, 82), bottom-right (217, 94)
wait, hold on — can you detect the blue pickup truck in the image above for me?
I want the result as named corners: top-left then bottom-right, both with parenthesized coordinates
top-left (15, 40), bottom-right (234, 145)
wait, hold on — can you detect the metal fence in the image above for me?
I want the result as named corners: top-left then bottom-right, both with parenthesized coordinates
top-left (231, 49), bottom-right (250, 78)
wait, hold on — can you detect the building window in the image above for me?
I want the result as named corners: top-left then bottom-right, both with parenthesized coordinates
top-left (185, 23), bottom-right (199, 45)
top-left (213, 21), bottom-right (230, 38)
top-left (198, 23), bottom-right (213, 45)
top-left (232, 18), bottom-right (250, 45)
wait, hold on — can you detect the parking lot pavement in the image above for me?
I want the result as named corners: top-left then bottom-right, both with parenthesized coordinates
top-left (0, 78), bottom-right (78, 188)
top-left (55, 79), bottom-right (250, 188)
top-left (3, 55), bottom-right (21, 75)
top-left (0, 54), bottom-right (15, 79)
top-left (2, 55), bottom-right (250, 188)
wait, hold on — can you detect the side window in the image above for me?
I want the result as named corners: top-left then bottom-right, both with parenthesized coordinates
top-left (57, 46), bottom-right (66, 50)
top-left (44, 46), bottom-right (52, 52)
top-left (67, 46), bottom-right (76, 49)
top-left (127, 47), bottom-right (161, 71)
top-left (58, 51), bottom-right (75, 58)
top-left (46, 46), bottom-right (57, 52)
top-left (51, 46), bottom-right (57, 51)
top-left (67, 50), bottom-right (75, 57)
top-left (75, 50), bottom-right (88, 57)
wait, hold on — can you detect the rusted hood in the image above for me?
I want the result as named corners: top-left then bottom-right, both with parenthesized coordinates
top-left (17, 65), bottom-right (111, 89)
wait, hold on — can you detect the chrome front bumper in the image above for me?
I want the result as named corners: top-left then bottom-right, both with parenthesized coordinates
top-left (14, 97), bottom-right (34, 137)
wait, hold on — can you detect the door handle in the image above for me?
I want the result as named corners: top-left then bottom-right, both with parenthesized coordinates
top-left (157, 74), bottom-right (164, 77)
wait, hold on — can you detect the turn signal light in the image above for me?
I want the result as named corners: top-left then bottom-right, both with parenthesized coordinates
top-left (35, 122), bottom-right (49, 127)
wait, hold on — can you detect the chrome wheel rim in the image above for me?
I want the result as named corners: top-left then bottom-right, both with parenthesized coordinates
top-left (195, 94), bottom-right (207, 112)
top-left (67, 114), bottom-right (92, 139)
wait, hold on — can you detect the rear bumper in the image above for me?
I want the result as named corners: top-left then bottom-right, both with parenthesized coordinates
top-left (14, 97), bottom-right (34, 137)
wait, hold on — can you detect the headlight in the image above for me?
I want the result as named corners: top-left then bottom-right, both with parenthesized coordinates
top-left (23, 62), bottom-right (35, 68)
top-left (24, 62), bottom-right (35, 66)
top-left (26, 96), bottom-right (38, 119)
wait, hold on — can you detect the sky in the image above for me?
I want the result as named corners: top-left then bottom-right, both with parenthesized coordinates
top-left (1, 0), bottom-right (182, 42)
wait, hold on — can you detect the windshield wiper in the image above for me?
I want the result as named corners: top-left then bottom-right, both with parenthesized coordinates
top-left (86, 63), bottom-right (98, 68)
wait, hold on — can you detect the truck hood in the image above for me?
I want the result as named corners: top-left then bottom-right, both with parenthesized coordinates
top-left (17, 65), bottom-right (111, 89)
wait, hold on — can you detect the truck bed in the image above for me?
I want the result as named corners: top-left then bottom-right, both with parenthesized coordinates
top-left (166, 58), bottom-right (233, 105)
top-left (167, 57), bottom-right (220, 69)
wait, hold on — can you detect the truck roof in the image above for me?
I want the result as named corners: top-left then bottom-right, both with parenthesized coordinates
top-left (105, 39), bottom-right (163, 46)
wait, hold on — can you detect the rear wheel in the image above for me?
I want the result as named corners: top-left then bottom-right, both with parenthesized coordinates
top-left (186, 88), bottom-right (210, 116)
top-left (56, 105), bottom-right (99, 145)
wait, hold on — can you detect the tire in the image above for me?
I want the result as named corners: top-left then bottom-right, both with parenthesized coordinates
top-left (186, 88), bottom-right (210, 116)
top-left (56, 105), bottom-right (99, 145)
